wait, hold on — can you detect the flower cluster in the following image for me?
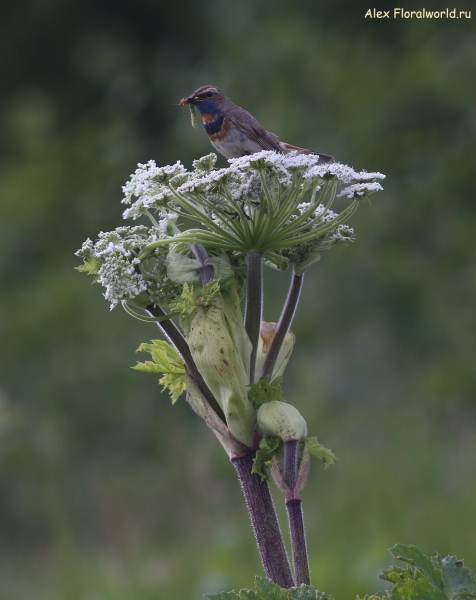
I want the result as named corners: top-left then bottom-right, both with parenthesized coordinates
top-left (79, 151), bottom-right (385, 308)
top-left (120, 151), bottom-right (385, 268)
top-left (276, 203), bottom-right (355, 271)
top-left (75, 225), bottom-right (182, 309)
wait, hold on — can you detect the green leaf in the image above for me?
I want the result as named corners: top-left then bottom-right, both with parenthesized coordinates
top-left (306, 437), bottom-right (337, 468)
top-left (252, 436), bottom-right (281, 481)
top-left (132, 340), bottom-right (186, 403)
top-left (207, 578), bottom-right (331, 600)
top-left (289, 583), bottom-right (333, 600)
top-left (169, 280), bottom-right (221, 317)
top-left (439, 555), bottom-right (476, 599)
top-left (390, 544), bottom-right (444, 591)
top-left (254, 577), bottom-right (289, 600)
top-left (248, 376), bottom-right (284, 409)
top-left (380, 565), bottom-right (417, 584)
top-left (381, 545), bottom-right (476, 600)
top-left (75, 255), bottom-right (101, 277)
top-left (391, 577), bottom-right (446, 600)
top-left (238, 591), bottom-right (258, 600)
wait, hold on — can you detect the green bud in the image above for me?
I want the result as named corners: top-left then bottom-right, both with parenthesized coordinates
top-left (187, 286), bottom-right (255, 447)
top-left (257, 401), bottom-right (307, 442)
top-left (166, 251), bottom-right (202, 285)
top-left (166, 251), bottom-right (235, 288)
top-left (255, 322), bottom-right (296, 380)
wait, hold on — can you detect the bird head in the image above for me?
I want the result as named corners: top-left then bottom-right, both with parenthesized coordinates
top-left (179, 86), bottom-right (228, 114)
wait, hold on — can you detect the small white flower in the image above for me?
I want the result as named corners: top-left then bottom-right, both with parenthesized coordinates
top-left (337, 182), bottom-right (384, 199)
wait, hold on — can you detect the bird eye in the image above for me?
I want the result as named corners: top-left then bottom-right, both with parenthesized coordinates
top-left (206, 91), bottom-right (213, 97)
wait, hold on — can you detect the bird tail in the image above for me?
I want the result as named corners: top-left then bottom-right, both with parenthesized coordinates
top-left (282, 143), bottom-right (335, 163)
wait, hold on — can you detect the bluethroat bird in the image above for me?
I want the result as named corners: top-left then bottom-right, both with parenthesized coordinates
top-left (179, 85), bottom-right (334, 163)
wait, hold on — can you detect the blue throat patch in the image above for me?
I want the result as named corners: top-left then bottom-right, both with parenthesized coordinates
top-left (195, 100), bottom-right (224, 135)
top-left (195, 99), bottom-right (220, 115)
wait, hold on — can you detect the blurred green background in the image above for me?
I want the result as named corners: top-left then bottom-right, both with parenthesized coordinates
top-left (1, 0), bottom-right (475, 598)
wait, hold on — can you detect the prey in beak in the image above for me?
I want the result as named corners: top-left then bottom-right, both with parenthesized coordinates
top-left (179, 95), bottom-right (204, 106)
top-left (180, 96), bottom-right (199, 128)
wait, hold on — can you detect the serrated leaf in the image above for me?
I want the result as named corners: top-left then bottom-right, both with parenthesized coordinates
top-left (248, 376), bottom-right (284, 409)
top-left (238, 591), bottom-right (258, 600)
top-left (252, 436), bottom-right (281, 481)
top-left (380, 566), bottom-right (417, 584)
top-left (75, 255), bottom-right (101, 277)
top-left (289, 583), bottom-right (332, 600)
top-left (254, 577), bottom-right (289, 600)
top-left (384, 545), bottom-right (476, 600)
top-left (170, 280), bottom-right (221, 317)
top-left (391, 577), bottom-right (446, 600)
top-left (306, 437), bottom-right (337, 468)
top-left (206, 578), bottom-right (332, 600)
top-left (390, 545), bottom-right (444, 591)
top-left (207, 592), bottom-right (241, 600)
top-left (439, 555), bottom-right (476, 599)
top-left (133, 340), bottom-right (186, 403)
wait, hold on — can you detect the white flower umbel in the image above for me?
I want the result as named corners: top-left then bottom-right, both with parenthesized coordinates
top-left (75, 224), bottom-right (182, 309)
top-left (124, 152), bottom-right (385, 270)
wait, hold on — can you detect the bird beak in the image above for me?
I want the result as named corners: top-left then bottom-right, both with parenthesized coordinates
top-left (180, 96), bottom-right (199, 106)
top-left (179, 95), bottom-right (204, 106)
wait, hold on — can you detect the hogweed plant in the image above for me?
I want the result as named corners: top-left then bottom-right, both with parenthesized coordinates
top-left (76, 151), bottom-right (476, 599)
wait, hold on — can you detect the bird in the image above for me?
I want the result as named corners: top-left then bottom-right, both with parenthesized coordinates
top-left (179, 85), bottom-right (334, 163)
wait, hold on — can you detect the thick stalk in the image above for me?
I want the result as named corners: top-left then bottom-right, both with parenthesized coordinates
top-left (146, 305), bottom-right (226, 424)
top-left (232, 453), bottom-right (294, 588)
top-left (244, 252), bottom-right (263, 383)
top-left (286, 499), bottom-right (310, 586)
top-left (261, 271), bottom-right (304, 380)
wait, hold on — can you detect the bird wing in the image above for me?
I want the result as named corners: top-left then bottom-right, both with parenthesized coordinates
top-left (228, 106), bottom-right (283, 152)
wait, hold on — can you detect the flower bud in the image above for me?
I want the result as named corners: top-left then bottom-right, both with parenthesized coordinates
top-left (166, 251), bottom-right (236, 288)
top-left (257, 401), bottom-right (307, 442)
top-left (187, 286), bottom-right (255, 447)
top-left (255, 322), bottom-right (295, 381)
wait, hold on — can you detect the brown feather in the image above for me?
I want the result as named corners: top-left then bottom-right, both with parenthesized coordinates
top-left (227, 106), bottom-right (283, 152)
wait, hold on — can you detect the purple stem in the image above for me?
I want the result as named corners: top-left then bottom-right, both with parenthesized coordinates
top-left (260, 271), bottom-right (303, 380)
top-left (284, 440), bottom-right (299, 492)
top-left (232, 453), bottom-right (294, 588)
top-left (244, 252), bottom-right (263, 383)
top-left (283, 440), bottom-right (310, 585)
top-left (286, 499), bottom-right (310, 586)
top-left (146, 304), bottom-right (226, 424)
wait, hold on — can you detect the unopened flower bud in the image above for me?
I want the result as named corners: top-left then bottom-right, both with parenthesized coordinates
top-left (257, 401), bottom-right (307, 442)
top-left (255, 322), bottom-right (295, 381)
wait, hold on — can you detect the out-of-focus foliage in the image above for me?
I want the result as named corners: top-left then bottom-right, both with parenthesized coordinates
top-left (0, 0), bottom-right (475, 598)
